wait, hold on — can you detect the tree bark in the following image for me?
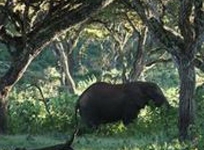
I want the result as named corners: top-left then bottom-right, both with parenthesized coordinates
top-left (0, 99), bottom-right (7, 134)
top-left (129, 28), bottom-right (148, 81)
top-left (0, 53), bottom-right (35, 133)
top-left (177, 54), bottom-right (196, 141)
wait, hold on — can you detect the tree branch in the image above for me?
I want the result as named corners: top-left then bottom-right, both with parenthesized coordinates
top-left (191, 0), bottom-right (204, 54)
top-left (146, 18), bottom-right (183, 56)
top-left (125, 12), bottom-right (146, 81)
top-left (28, 0), bottom-right (115, 55)
top-left (29, 84), bottom-right (55, 125)
top-left (15, 142), bottom-right (74, 150)
top-left (0, 0), bottom-right (115, 98)
top-left (123, 0), bottom-right (184, 57)
top-left (146, 58), bottom-right (171, 67)
top-left (91, 19), bottom-right (124, 46)
top-left (194, 58), bottom-right (204, 72)
top-left (193, 0), bottom-right (204, 39)
top-left (121, 0), bottom-right (148, 24)
top-left (178, 0), bottom-right (194, 43)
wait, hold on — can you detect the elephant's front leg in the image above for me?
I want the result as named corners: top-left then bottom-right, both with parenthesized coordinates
top-left (122, 107), bottom-right (140, 126)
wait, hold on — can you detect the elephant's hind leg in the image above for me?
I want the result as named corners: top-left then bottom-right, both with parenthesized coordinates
top-left (81, 110), bottom-right (100, 129)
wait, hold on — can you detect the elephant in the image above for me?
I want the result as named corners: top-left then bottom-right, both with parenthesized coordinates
top-left (75, 81), bottom-right (170, 128)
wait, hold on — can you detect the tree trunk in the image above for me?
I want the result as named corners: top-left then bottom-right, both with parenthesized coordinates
top-left (0, 0), bottom-right (115, 134)
top-left (0, 99), bottom-right (7, 134)
top-left (0, 53), bottom-right (35, 133)
top-left (55, 43), bottom-right (76, 94)
top-left (177, 54), bottom-right (196, 141)
top-left (129, 28), bottom-right (148, 81)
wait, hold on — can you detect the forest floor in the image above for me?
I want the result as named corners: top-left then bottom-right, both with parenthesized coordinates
top-left (0, 133), bottom-right (193, 150)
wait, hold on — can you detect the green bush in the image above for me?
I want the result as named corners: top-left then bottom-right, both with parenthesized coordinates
top-left (8, 99), bottom-right (42, 134)
top-left (8, 92), bottom-right (78, 134)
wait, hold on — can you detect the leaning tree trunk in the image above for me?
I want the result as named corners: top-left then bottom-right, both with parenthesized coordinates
top-left (177, 53), bottom-right (196, 141)
top-left (56, 44), bottom-right (76, 94)
top-left (0, 52), bottom-right (35, 133)
top-left (129, 28), bottom-right (148, 81)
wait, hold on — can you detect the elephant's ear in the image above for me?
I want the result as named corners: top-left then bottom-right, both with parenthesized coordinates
top-left (134, 98), bottom-right (149, 109)
top-left (124, 88), bottom-right (150, 109)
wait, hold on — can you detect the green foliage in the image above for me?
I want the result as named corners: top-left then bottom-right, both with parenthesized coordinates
top-left (5, 52), bottom-right (204, 149)
top-left (44, 93), bottom-right (78, 131)
top-left (144, 63), bottom-right (179, 90)
top-left (1, 21), bottom-right (203, 149)
top-left (5, 79), bottom-right (204, 150)
top-left (8, 92), bottom-right (78, 134)
top-left (8, 100), bottom-right (42, 134)
top-left (194, 84), bottom-right (204, 148)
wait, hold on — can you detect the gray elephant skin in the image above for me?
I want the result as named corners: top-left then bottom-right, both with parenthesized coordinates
top-left (76, 81), bottom-right (169, 128)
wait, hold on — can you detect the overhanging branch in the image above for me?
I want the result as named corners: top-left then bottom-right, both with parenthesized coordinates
top-left (146, 58), bottom-right (172, 67)
top-left (28, 0), bottom-right (115, 54)
top-left (194, 0), bottom-right (204, 39)
top-left (178, 0), bottom-right (194, 43)
top-left (194, 58), bottom-right (204, 72)
top-left (122, 0), bottom-right (184, 57)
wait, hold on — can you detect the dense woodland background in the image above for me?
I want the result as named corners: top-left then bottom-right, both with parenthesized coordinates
top-left (0, 0), bottom-right (204, 149)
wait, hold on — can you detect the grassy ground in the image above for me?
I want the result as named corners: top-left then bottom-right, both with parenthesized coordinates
top-left (0, 133), bottom-right (196, 150)
top-left (0, 135), bottom-right (62, 150)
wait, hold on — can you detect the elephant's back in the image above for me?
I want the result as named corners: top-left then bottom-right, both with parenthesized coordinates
top-left (78, 82), bottom-right (126, 114)
top-left (79, 82), bottom-right (124, 105)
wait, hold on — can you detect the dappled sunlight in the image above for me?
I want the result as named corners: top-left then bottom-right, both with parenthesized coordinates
top-left (165, 87), bottom-right (179, 107)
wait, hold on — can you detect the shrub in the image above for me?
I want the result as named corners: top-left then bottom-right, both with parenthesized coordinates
top-left (8, 92), bottom-right (78, 134)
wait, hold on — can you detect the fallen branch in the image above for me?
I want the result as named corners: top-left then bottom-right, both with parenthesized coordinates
top-left (15, 142), bottom-right (73, 150)
top-left (15, 128), bottom-right (79, 150)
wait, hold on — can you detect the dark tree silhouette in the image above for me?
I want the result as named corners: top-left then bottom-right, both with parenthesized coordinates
top-left (0, 0), bottom-right (115, 134)
top-left (123, 0), bottom-right (204, 141)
